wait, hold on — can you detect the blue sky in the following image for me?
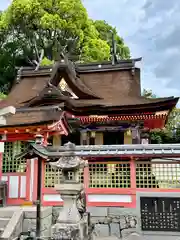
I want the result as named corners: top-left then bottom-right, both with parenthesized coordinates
top-left (0, 0), bottom-right (10, 10)
top-left (1, 0), bottom-right (180, 99)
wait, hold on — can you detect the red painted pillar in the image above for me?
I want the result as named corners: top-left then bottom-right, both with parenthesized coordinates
top-left (83, 165), bottom-right (89, 208)
top-left (33, 159), bottom-right (38, 202)
top-left (0, 152), bottom-right (3, 180)
top-left (130, 157), bottom-right (136, 207)
top-left (41, 133), bottom-right (48, 205)
top-left (26, 159), bottom-right (31, 201)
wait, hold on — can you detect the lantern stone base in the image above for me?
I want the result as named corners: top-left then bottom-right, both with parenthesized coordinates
top-left (51, 223), bottom-right (81, 240)
top-left (51, 183), bottom-right (88, 240)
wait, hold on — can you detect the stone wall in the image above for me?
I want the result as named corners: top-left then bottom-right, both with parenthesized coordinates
top-left (88, 207), bottom-right (138, 239)
top-left (22, 207), bottom-right (52, 238)
top-left (52, 206), bottom-right (180, 240)
top-left (53, 206), bottom-right (137, 239)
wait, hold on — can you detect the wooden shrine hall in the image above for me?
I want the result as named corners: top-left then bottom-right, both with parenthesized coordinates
top-left (0, 55), bottom-right (179, 207)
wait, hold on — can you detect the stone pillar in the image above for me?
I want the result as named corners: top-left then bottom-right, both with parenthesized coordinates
top-left (50, 142), bottom-right (89, 240)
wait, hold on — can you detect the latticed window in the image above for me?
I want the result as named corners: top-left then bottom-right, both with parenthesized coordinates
top-left (136, 162), bottom-right (180, 188)
top-left (89, 162), bottom-right (130, 188)
top-left (2, 141), bottom-right (28, 173)
top-left (44, 163), bottom-right (84, 187)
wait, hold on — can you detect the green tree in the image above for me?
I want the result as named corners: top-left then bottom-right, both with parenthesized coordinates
top-left (142, 88), bottom-right (180, 143)
top-left (142, 88), bottom-right (157, 98)
top-left (0, 0), bottom-right (130, 92)
top-left (0, 27), bottom-right (29, 91)
top-left (94, 20), bottom-right (130, 59)
top-left (1, 0), bottom-right (112, 63)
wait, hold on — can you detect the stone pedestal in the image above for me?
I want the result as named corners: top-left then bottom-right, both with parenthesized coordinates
top-left (56, 183), bottom-right (82, 223)
top-left (50, 142), bottom-right (89, 240)
top-left (51, 184), bottom-right (88, 240)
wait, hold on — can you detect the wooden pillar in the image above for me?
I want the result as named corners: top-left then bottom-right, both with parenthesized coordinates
top-left (38, 133), bottom-right (48, 207)
top-left (95, 132), bottom-right (103, 145)
top-left (0, 152), bottom-right (3, 181)
top-left (0, 141), bottom-right (4, 180)
top-left (130, 157), bottom-right (136, 207)
top-left (124, 129), bottom-right (132, 144)
top-left (53, 134), bottom-right (61, 146)
top-left (81, 131), bottom-right (88, 145)
top-left (89, 131), bottom-right (95, 145)
top-left (83, 166), bottom-right (89, 209)
top-left (131, 127), bottom-right (140, 144)
top-left (26, 158), bottom-right (38, 204)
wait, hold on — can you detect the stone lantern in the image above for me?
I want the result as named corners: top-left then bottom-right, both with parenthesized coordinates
top-left (50, 142), bottom-right (88, 240)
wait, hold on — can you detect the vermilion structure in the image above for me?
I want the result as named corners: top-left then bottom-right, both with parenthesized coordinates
top-left (0, 56), bottom-right (179, 207)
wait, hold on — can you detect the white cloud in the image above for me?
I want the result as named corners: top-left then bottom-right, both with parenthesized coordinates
top-left (83, 0), bottom-right (180, 101)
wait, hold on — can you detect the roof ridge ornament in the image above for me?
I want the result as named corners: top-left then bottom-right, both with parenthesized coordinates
top-left (16, 66), bottom-right (23, 83)
top-left (111, 31), bottom-right (118, 65)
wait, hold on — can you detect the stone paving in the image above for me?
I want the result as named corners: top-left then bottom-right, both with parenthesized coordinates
top-left (95, 237), bottom-right (119, 240)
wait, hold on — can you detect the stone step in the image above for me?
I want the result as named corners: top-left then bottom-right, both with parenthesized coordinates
top-left (0, 208), bottom-right (15, 218)
top-left (0, 217), bottom-right (10, 229)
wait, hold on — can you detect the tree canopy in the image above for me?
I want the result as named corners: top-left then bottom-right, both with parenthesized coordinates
top-left (0, 0), bottom-right (130, 93)
top-left (142, 88), bottom-right (180, 143)
top-left (93, 20), bottom-right (130, 59)
top-left (142, 89), bottom-right (157, 98)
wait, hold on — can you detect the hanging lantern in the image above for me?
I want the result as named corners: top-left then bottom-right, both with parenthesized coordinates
top-left (126, 129), bottom-right (131, 136)
top-left (90, 131), bottom-right (96, 138)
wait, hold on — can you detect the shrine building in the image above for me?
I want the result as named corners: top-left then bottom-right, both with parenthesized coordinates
top-left (0, 55), bottom-right (179, 207)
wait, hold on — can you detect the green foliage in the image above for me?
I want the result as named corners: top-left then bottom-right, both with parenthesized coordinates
top-left (0, 92), bottom-right (7, 99)
top-left (142, 88), bottom-right (157, 98)
top-left (150, 128), bottom-right (173, 144)
top-left (93, 20), bottom-right (130, 59)
top-left (150, 108), bottom-right (180, 144)
top-left (40, 57), bottom-right (54, 66)
top-left (166, 108), bottom-right (180, 131)
top-left (150, 124), bottom-right (180, 144)
top-left (81, 38), bottom-right (110, 62)
top-left (0, 28), bottom-right (28, 92)
top-left (142, 88), bottom-right (180, 143)
top-left (0, 0), bottom-right (130, 92)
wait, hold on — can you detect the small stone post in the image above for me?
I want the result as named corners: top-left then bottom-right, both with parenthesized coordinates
top-left (51, 142), bottom-right (88, 240)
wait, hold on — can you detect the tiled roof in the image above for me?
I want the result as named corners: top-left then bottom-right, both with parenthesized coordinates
top-left (0, 57), bottom-right (178, 127)
top-left (24, 143), bottom-right (180, 159)
top-left (0, 106), bottom-right (62, 127)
